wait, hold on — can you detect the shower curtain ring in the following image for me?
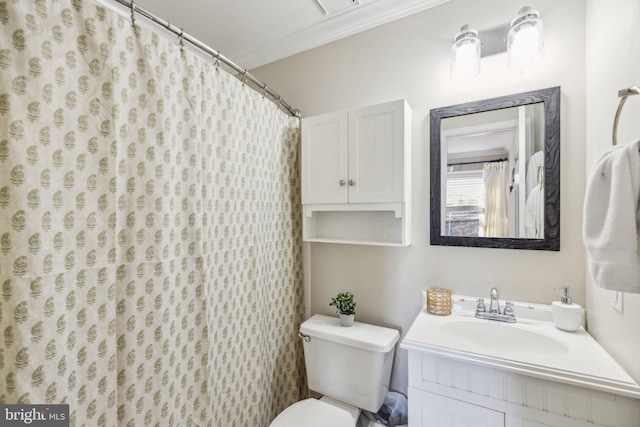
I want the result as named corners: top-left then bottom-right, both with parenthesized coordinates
top-left (241, 69), bottom-right (248, 87)
top-left (213, 53), bottom-right (220, 69)
top-left (261, 84), bottom-right (268, 99)
top-left (130, 0), bottom-right (136, 27)
top-left (178, 29), bottom-right (184, 51)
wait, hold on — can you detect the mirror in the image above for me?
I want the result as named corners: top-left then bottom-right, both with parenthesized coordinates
top-left (430, 87), bottom-right (560, 250)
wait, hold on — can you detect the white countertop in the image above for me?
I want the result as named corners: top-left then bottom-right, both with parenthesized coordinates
top-left (400, 295), bottom-right (640, 399)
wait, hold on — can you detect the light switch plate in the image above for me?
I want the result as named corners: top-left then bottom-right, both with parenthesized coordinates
top-left (610, 291), bottom-right (623, 312)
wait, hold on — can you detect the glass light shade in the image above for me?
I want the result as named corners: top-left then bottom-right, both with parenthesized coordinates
top-left (450, 25), bottom-right (481, 79)
top-left (508, 7), bottom-right (544, 70)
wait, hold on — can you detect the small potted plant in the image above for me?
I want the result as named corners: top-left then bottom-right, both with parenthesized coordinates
top-left (330, 291), bottom-right (356, 327)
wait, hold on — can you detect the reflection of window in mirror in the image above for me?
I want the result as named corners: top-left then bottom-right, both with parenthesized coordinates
top-left (445, 169), bottom-right (483, 236)
top-left (440, 103), bottom-right (544, 239)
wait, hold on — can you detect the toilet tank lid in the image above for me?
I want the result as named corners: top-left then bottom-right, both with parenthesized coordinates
top-left (300, 314), bottom-right (399, 352)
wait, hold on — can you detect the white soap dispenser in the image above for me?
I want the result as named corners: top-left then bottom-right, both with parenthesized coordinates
top-left (551, 286), bottom-right (583, 332)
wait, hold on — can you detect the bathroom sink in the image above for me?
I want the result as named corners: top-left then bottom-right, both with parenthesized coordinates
top-left (400, 294), bottom-right (640, 398)
top-left (439, 320), bottom-right (569, 356)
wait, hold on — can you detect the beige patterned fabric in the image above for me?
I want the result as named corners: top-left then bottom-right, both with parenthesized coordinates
top-left (0, 1), bottom-right (304, 426)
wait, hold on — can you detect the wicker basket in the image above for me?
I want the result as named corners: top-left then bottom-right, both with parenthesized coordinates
top-left (426, 288), bottom-right (452, 316)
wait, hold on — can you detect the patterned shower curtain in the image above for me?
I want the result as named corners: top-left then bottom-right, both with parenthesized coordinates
top-left (0, 1), bottom-right (304, 426)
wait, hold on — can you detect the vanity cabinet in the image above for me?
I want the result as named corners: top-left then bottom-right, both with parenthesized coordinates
top-left (301, 99), bottom-right (411, 246)
top-left (402, 299), bottom-right (640, 427)
top-left (406, 351), bottom-right (640, 427)
top-left (413, 389), bottom-right (504, 426)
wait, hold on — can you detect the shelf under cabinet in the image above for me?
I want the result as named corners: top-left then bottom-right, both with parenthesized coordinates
top-left (302, 203), bottom-right (410, 247)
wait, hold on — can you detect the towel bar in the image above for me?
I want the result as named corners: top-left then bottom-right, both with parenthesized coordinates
top-left (612, 86), bottom-right (640, 146)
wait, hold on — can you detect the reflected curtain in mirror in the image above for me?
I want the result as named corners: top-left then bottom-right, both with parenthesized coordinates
top-left (482, 161), bottom-right (509, 237)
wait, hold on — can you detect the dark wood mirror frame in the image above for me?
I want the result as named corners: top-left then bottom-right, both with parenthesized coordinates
top-left (430, 86), bottom-right (560, 250)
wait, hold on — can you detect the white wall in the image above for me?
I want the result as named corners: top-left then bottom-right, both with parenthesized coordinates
top-left (254, 0), bottom-right (588, 394)
top-left (585, 0), bottom-right (640, 384)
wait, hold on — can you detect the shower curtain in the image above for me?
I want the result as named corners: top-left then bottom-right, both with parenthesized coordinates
top-left (0, 1), bottom-right (304, 426)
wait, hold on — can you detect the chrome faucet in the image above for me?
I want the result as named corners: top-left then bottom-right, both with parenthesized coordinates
top-left (489, 287), bottom-right (500, 314)
top-left (475, 288), bottom-right (516, 323)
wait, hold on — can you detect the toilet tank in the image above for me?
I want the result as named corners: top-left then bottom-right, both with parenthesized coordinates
top-left (300, 314), bottom-right (399, 413)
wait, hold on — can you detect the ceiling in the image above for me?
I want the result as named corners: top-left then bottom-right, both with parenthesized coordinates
top-left (133, 0), bottom-right (449, 70)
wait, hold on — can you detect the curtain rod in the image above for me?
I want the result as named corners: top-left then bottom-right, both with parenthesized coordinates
top-left (447, 158), bottom-right (507, 166)
top-left (110, 0), bottom-right (301, 117)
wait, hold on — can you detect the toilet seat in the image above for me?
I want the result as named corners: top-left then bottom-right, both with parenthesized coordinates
top-left (269, 398), bottom-right (354, 427)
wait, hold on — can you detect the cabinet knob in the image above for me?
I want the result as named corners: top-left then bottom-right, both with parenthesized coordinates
top-left (348, 179), bottom-right (355, 186)
top-left (339, 179), bottom-right (346, 186)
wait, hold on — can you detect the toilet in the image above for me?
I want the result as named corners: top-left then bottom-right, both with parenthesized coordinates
top-left (270, 314), bottom-right (400, 427)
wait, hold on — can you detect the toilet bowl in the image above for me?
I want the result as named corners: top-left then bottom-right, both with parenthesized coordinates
top-left (269, 314), bottom-right (399, 427)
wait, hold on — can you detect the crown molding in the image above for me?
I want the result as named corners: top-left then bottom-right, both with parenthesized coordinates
top-left (238, 0), bottom-right (449, 69)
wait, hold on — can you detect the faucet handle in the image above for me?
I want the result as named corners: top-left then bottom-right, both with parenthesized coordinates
top-left (476, 297), bottom-right (486, 314)
top-left (503, 301), bottom-right (514, 316)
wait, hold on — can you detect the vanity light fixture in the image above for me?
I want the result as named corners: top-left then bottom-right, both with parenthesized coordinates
top-left (450, 6), bottom-right (544, 79)
top-left (507, 6), bottom-right (544, 70)
top-left (450, 24), bottom-right (481, 79)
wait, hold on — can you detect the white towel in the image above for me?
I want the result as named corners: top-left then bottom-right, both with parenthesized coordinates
top-left (524, 184), bottom-right (544, 238)
top-left (583, 140), bottom-right (640, 293)
top-left (526, 150), bottom-right (544, 196)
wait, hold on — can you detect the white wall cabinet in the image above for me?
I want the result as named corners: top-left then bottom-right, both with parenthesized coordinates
top-left (302, 110), bottom-right (349, 204)
top-left (301, 99), bottom-right (411, 246)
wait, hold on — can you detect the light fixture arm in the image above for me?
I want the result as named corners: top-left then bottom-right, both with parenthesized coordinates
top-left (510, 6), bottom-right (540, 28)
top-left (453, 24), bottom-right (478, 43)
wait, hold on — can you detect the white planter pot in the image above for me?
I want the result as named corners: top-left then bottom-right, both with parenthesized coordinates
top-left (340, 314), bottom-right (355, 327)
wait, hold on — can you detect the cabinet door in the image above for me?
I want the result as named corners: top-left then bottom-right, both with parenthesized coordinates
top-left (301, 111), bottom-right (349, 204)
top-left (348, 100), bottom-right (407, 203)
top-left (419, 391), bottom-right (504, 427)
